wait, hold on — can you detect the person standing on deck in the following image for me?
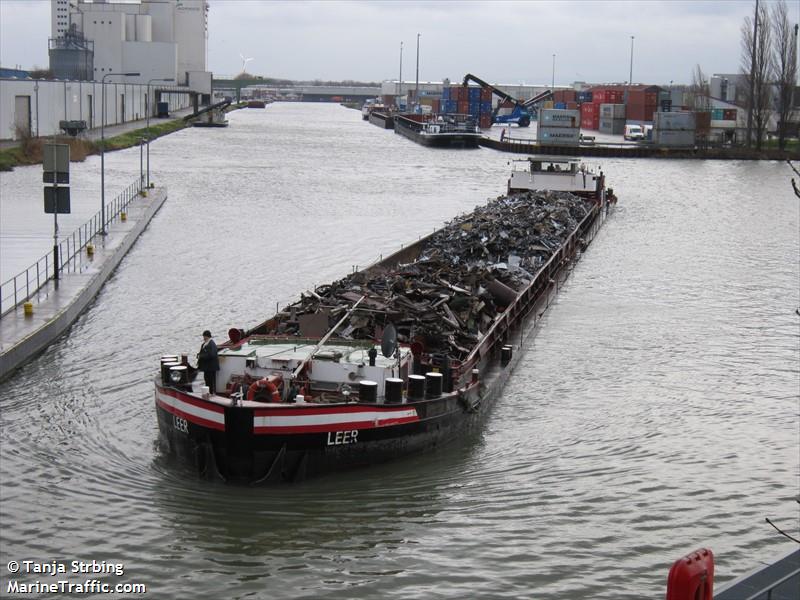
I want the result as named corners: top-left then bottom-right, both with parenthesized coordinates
top-left (197, 330), bottom-right (219, 394)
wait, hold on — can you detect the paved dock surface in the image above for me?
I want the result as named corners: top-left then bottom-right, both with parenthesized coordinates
top-left (716, 548), bottom-right (799, 600)
top-left (0, 187), bottom-right (167, 380)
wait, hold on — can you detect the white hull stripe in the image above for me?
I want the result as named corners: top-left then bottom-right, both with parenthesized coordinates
top-left (156, 391), bottom-right (225, 430)
top-left (253, 408), bottom-right (419, 434)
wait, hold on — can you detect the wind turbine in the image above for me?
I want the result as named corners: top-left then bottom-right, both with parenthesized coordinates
top-left (239, 53), bottom-right (254, 75)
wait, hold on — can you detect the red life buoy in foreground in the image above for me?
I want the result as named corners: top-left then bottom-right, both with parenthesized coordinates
top-left (666, 548), bottom-right (714, 600)
top-left (246, 375), bottom-right (283, 403)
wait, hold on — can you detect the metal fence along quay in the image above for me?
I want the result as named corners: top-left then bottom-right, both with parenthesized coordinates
top-left (0, 179), bottom-right (144, 318)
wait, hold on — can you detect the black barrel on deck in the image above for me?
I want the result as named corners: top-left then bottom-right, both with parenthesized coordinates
top-left (359, 380), bottom-right (378, 403)
top-left (501, 345), bottom-right (513, 366)
top-left (425, 372), bottom-right (443, 398)
top-left (408, 374), bottom-right (426, 400)
top-left (385, 378), bottom-right (403, 404)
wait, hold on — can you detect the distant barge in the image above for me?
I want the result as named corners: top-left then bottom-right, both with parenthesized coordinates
top-left (394, 114), bottom-right (481, 148)
top-left (369, 111), bottom-right (394, 129)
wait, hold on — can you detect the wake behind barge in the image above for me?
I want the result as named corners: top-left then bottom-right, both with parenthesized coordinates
top-left (155, 173), bottom-right (612, 484)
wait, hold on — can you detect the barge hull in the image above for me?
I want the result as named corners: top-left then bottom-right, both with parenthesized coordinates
top-left (156, 196), bottom-right (609, 483)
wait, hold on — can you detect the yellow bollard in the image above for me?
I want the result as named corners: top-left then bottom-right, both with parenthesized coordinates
top-left (87, 243), bottom-right (95, 256)
top-left (140, 189), bottom-right (148, 198)
top-left (23, 302), bottom-right (33, 317)
top-left (121, 211), bottom-right (127, 222)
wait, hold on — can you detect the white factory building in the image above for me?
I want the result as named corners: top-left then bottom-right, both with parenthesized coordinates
top-left (50, 0), bottom-right (210, 92)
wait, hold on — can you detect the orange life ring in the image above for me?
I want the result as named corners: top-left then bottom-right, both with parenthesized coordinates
top-left (246, 375), bottom-right (282, 403)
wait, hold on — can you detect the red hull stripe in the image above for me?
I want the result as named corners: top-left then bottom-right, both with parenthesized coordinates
top-left (253, 408), bottom-right (419, 434)
top-left (155, 391), bottom-right (225, 431)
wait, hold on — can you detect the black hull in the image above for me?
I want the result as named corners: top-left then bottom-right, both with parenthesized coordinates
top-left (369, 111), bottom-right (394, 129)
top-left (156, 385), bottom-right (484, 483)
top-left (394, 116), bottom-right (481, 149)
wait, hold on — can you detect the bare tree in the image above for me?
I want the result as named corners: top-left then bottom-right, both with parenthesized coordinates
top-left (771, 1), bottom-right (798, 150)
top-left (689, 64), bottom-right (710, 111)
top-left (789, 161), bottom-right (800, 199)
top-left (741, 0), bottom-right (773, 149)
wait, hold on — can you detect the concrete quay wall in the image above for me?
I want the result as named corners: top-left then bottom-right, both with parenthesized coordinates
top-left (0, 188), bottom-right (167, 381)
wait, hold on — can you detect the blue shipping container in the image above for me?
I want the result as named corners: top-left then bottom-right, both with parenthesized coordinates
top-left (481, 101), bottom-right (492, 112)
top-left (442, 87), bottom-right (450, 100)
top-left (577, 91), bottom-right (593, 103)
top-left (469, 87), bottom-right (481, 100)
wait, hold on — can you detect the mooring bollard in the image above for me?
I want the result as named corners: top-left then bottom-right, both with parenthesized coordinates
top-left (86, 242), bottom-right (95, 256)
top-left (121, 211), bottom-right (127, 222)
top-left (23, 302), bottom-right (33, 317)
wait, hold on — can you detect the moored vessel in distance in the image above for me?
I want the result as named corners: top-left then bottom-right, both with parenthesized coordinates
top-left (155, 168), bottom-right (615, 484)
top-left (361, 98), bottom-right (385, 120)
top-left (246, 100), bottom-right (266, 108)
top-left (394, 113), bottom-right (482, 148)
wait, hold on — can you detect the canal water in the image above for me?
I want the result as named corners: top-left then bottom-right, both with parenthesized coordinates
top-left (1, 103), bottom-right (797, 599)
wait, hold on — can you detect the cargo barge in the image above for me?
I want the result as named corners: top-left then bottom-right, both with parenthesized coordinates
top-left (394, 114), bottom-right (481, 148)
top-left (369, 111), bottom-right (394, 129)
top-left (155, 177), bottom-right (613, 484)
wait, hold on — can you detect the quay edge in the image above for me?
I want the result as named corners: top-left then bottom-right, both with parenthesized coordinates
top-left (0, 188), bottom-right (168, 382)
top-left (479, 137), bottom-right (800, 160)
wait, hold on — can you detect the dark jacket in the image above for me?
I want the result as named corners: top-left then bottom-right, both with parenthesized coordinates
top-left (197, 339), bottom-right (219, 372)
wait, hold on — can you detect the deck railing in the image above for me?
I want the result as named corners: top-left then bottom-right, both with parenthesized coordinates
top-left (0, 179), bottom-right (143, 318)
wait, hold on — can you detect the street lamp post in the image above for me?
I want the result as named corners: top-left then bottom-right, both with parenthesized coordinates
top-left (146, 77), bottom-right (175, 188)
top-left (415, 33), bottom-right (420, 107)
top-left (101, 71), bottom-right (139, 236)
top-left (629, 36), bottom-right (634, 85)
top-left (552, 54), bottom-right (556, 90)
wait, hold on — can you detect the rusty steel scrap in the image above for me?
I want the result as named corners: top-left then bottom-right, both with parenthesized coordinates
top-left (272, 191), bottom-right (591, 359)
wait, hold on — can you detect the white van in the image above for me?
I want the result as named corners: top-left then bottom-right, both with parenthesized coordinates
top-left (624, 124), bottom-right (644, 141)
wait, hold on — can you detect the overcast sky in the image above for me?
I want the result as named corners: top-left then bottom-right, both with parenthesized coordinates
top-left (1, 1), bottom-right (796, 85)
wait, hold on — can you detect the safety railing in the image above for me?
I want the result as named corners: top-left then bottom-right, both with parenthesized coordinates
top-left (0, 179), bottom-right (143, 318)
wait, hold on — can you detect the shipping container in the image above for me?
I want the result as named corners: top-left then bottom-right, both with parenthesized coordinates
top-left (600, 103), bottom-right (626, 119)
top-left (537, 126), bottom-right (581, 145)
top-left (432, 99), bottom-right (441, 113)
top-left (694, 111), bottom-right (711, 133)
top-left (539, 108), bottom-right (580, 128)
top-left (582, 118), bottom-right (598, 131)
top-left (653, 129), bottom-right (695, 147)
top-left (554, 102), bottom-right (566, 109)
top-left (481, 101), bottom-right (492, 113)
top-left (479, 114), bottom-right (492, 129)
top-left (576, 91), bottom-right (593, 103)
top-left (457, 100), bottom-right (469, 114)
top-left (480, 87), bottom-right (492, 102)
top-left (599, 118), bottom-right (625, 135)
top-left (442, 87), bottom-right (451, 101)
top-left (654, 111), bottom-right (695, 130)
top-left (468, 86), bottom-right (481, 101)
top-left (626, 104), bottom-right (656, 123)
top-left (543, 101), bottom-right (554, 109)
top-left (566, 101), bottom-right (578, 110)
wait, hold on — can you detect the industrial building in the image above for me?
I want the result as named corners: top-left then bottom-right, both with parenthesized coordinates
top-left (48, 0), bottom-right (211, 94)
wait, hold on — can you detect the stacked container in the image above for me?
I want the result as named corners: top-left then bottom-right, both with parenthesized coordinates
top-left (442, 85), bottom-right (493, 127)
top-left (581, 102), bottom-right (598, 130)
top-left (537, 108), bottom-right (581, 145)
top-left (653, 111), bottom-right (696, 147)
top-left (627, 86), bottom-right (661, 123)
top-left (599, 103), bottom-right (625, 134)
